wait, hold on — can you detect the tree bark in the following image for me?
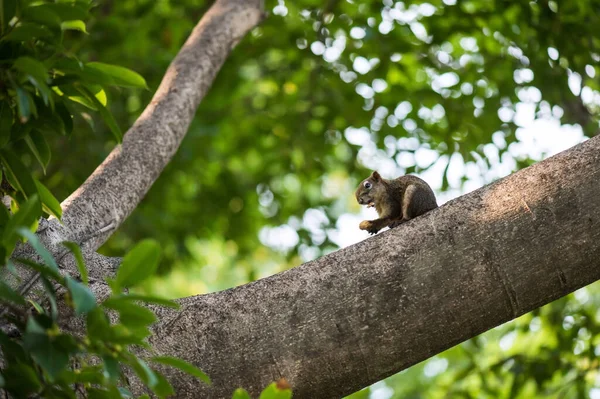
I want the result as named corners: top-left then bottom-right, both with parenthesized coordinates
top-left (139, 135), bottom-right (600, 398)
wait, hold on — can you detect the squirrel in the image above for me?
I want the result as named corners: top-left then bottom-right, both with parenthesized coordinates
top-left (355, 171), bottom-right (438, 235)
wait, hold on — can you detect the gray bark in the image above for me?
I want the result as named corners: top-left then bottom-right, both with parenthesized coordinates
top-left (142, 135), bottom-right (600, 398)
top-left (4, 0), bottom-right (600, 397)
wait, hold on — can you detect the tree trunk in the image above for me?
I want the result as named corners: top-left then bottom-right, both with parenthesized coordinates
top-left (141, 135), bottom-right (600, 398)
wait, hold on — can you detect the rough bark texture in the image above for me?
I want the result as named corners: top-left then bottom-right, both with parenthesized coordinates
top-left (139, 136), bottom-right (600, 398)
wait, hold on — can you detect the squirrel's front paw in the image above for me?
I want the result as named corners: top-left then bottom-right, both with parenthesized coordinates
top-left (359, 220), bottom-right (378, 235)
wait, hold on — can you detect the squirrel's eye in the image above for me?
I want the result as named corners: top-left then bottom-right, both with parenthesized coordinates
top-left (364, 181), bottom-right (372, 189)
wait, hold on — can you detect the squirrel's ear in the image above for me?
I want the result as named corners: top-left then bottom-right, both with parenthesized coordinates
top-left (371, 171), bottom-right (381, 181)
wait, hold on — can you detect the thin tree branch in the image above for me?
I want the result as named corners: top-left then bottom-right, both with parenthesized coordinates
top-left (59, 0), bottom-right (265, 251)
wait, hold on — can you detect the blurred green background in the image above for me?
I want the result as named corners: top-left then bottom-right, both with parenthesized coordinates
top-left (30, 0), bottom-right (600, 397)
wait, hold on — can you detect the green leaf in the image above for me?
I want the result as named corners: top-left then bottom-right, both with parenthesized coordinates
top-left (2, 363), bottom-right (41, 396)
top-left (113, 239), bottom-right (161, 291)
top-left (51, 56), bottom-right (84, 72)
top-left (15, 257), bottom-right (63, 282)
top-left (25, 91), bottom-right (38, 118)
top-left (111, 323), bottom-right (151, 345)
top-left (232, 388), bottom-right (252, 399)
top-left (0, 0), bottom-right (17, 35)
top-left (15, 87), bottom-right (31, 122)
top-left (258, 383), bottom-right (292, 399)
top-left (16, 227), bottom-right (59, 271)
top-left (86, 307), bottom-right (112, 341)
top-left (76, 85), bottom-right (122, 141)
top-left (0, 330), bottom-right (28, 363)
top-left (22, 5), bottom-right (62, 28)
top-left (62, 241), bottom-right (87, 284)
top-left (0, 194), bottom-right (8, 226)
top-left (0, 280), bottom-right (26, 305)
top-left (30, 78), bottom-right (53, 108)
top-left (81, 84), bottom-right (108, 106)
top-left (75, 67), bottom-right (115, 87)
top-left (64, 90), bottom-right (98, 110)
top-left (66, 277), bottom-right (96, 315)
top-left (102, 355), bottom-right (120, 382)
top-left (34, 179), bottom-right (62, 219)
top-left (42, 277), bottom-right (59, 320)
top-left (103, 299), bottom-right (157, 328)
top-left (72, 365), bottom-right (104, 384)
top-left (87, 388), bottom-right (119, 399)
top-left (30, 110), bottom-right (65, 136)
top-left (130, 358), bottom-right (158, 390)
top-left (10, 119), bottom-right (32, 143)
top-left (23, 318), bottom-right (69, 381)
top-left (152, 371), bottom-right (175, 398)
top-left (43, 3), bottom-right (89, 21)
top-left (29, 335), bottom-right (69, 381)
top-left (61, 20), bottom-right (87, 33)
top-left (0, 149), bottom-right (37, 198)
top-left (95, 88), bottom-right (108, 106)
top-left (4, 23), bottom-right (55, 42)
top-left (2, 195), bottom-right (41, 255)
top-left (29, 299), bottom-right (44, 314)
top-left (151, 356), bottom-right (211, 385)
top-left (86, 62), bottom-right (147, 89)
top-left (25, 131), bottom-right (51, 173)
top-left (14, 57), bottom-right (49, 85)
top-left (14, 57), bottom-right (52, 106)
top-left (0, 101), bottom-right (12, 148)
top-left (108, 294), bottom-right (179, 309)
top-left (53, 333), bottom-right (80, 354)
top-left (55, 101), bottom-right (73, 135)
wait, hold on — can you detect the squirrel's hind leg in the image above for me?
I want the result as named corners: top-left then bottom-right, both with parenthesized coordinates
top-left (402, 184), bottom-right (436, 220)
top-left (388, 185), bottom-right (423, 229)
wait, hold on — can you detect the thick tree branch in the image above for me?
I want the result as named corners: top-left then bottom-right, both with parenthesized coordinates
top-left (134, 136), bottom-right (600, 398)
top-left (59, 0), bottom-right (264, 250)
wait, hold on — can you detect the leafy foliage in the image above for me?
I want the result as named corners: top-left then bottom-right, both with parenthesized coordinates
top-left (0, 234), bottom-right (213, 398)
top-left (0, 0), bottom-right (147, 235)
top-left (0, 2), bottom-right (213, 397)
top-left (0, 232), bottom-right (284, 396)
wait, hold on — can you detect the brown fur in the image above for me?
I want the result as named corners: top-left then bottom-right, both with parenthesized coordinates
top-left (355, 171), bottom-right (438, 234)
